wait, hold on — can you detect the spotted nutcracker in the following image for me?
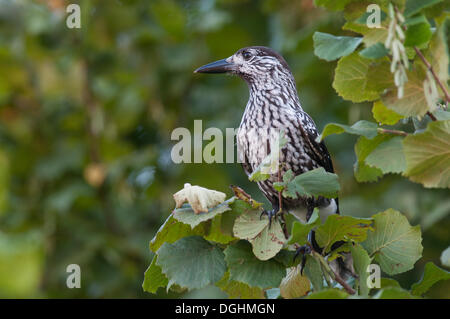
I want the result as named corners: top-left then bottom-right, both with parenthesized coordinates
top-left (195, 46), bottom-right (353, 278)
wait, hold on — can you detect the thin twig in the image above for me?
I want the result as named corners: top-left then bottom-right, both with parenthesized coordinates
top-left (414, 47), bottom-right (450, 106)
top-left (312, 251), bottom-right (356, 295)
top-left (426, 111), bottom-right (438, 121)
top-left (377, 128), bottom-right (409, 136)
top-left (333, 271), bottom-right (356, 295)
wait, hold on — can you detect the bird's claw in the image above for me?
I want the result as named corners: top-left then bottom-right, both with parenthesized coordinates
top-left (260, 209), bottom-right (281, 228)
top-left (294, 244), bottom-right (312, 275)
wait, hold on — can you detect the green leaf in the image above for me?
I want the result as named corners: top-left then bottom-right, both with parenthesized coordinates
top-left (224, 241), bottom-right (285, 289)
top-left (313, 32), bottom-right (363, 62)
top-left (363, 209), bottom-right (423, 275)
top-left (362, 28), bottom-right (389, 47)
top-left (304, 255), bottom-right (324, 291)
top-left (173, 200), bottom-right (232, 228)
top-left (381, 69), bottom-right (430, 117)
top-left (149, 215), bottom-right (205, 252)
top-left (360, 42), bottom-right (389, 59)
top-left (365, 136), bottom-right (407, 174)
top-left (306, 288), bottom-right (349, 299)
top-left (374, 287), bottom-right (419, 299)
top-left (404, 14), bottom-right (429, 26)
top-left (354, 135), bottom-right (393, 182)
top-left (287, 209), bottom-right (320, 245)
top-left (283, 167), bottom-right (340, 199)
top-left (156, 236), bottom-right (226, 290)
top-left (280, 266), bottom-right (311, 299)
top-left (216, 272), bottom-right (265, 299)
top-left (272, 250), bottom-right (298, 268)
top-left (342, 1), bottom-right (374, 34)
top-left (333, 53), bottom-right (380, 102)
top-left (403, 120), bottom-right (450, 188)
top-left (315, 215), bottom-right (373, 254)
top-left (404, 0), bottom-right (443, 17)
top-left (404, 21), bottom-right (432, 47)
top-left (380, 278), bottom-right (402, 288)
top-left (366, 60), bottom-right (394, 94)
top-left (320, 120), bottom-right (379, 141)
top-left (411, 262), bottom-right (450, 295)
top-left (350, 245), bottom-right (372, 296)
top-left (142, 255), bottom-right (168, 294)
top-left (204, 214), bottom-right (236, 244)
top-left (372, 100), bottom-right (404, 125)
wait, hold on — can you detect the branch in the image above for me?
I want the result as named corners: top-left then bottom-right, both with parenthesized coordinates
top-left (414, 46), bottom-right (450, 106)
top-left (312, 251), bottom-right (356, 295)
top-left (333, 271), bottom-right (356, 295)
top-left (377, 128), bottom-right (409, 136)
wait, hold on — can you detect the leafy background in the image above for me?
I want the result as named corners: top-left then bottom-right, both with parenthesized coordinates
top-left (0, 0), bottom-right (448, 298)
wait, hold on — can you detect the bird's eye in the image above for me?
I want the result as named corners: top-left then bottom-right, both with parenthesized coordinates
top-left (242, 51), bottom-right (252, 60)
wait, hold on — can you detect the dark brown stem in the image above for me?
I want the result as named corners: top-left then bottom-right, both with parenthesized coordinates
top-left (333, 271), bottom-right (356, 295)
top-left (414, 46), bottom-right (450, 107)
top-left (311, 249), bottom-right (356, 295)
top-left (426, 111), bottom-right (438, 121)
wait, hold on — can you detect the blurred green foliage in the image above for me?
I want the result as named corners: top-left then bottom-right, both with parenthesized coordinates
top-left (0, 0), bottom-right (448, 298)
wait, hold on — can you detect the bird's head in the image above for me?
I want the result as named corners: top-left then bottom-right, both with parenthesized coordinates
top-left (194, 46), bottom-right (293, 85)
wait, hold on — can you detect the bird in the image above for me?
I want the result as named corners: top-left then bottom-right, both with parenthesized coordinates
top-left (194, 46), bottom-right (353, 279)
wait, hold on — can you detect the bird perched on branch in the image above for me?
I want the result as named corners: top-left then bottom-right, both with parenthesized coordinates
top-left (195, 46), bottom-right (352, 279)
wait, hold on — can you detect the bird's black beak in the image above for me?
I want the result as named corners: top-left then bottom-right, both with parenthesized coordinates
top-left (194, 58), bottom-right (234, 74)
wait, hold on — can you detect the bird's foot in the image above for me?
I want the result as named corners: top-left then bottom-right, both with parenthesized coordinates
top-left (260, 208), bottom-right (282, 228)
top-left (294, 244), bottom-right (312, 275)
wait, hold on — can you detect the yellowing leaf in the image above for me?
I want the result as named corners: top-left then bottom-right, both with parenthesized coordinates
top-left (233, 208), bottom-right (268, 240)
top-left (251, 220), bottom-right (286, 261)
top-left (216, 272), bottom-right (265, 299)
top-left (142, 255), bottom-right (168, 294)
top-left (381, 70), bottom-right (429, 117)
top-left (279, 266), bottom-right (311, 299)
top-left (403, 120), bottom-right (450, 188)
top-left (173, 183), bottom-right (226, 214)
top-left (315, 215), bottom-right (373, 254)
top-left (372, 100), bottom-right (403, 125)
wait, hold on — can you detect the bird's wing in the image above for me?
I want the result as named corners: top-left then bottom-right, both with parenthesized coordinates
top-left (298, 113), bottom-right (335, 174)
